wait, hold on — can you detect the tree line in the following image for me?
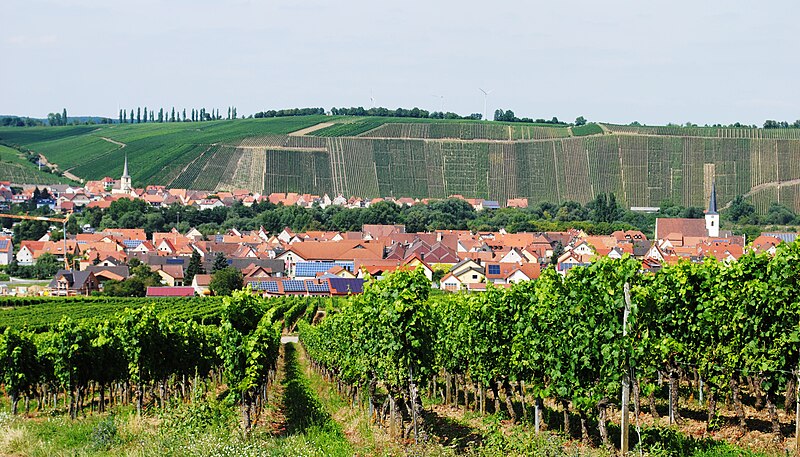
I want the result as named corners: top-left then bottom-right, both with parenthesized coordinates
top-left (117, 106), bottom-right (238, 124)
top-left (1, 116), bottom-right (43, 127)
top-left (253, 107), bottom-right (324, 118)
top-left (763, 119), bottom-right (800, 129)
top-left (493, 108), bottom-right (572, 125)
top-left (14, 193), bottom-right (652, 240)
top-left (329, 106), bottom-right (483, 120)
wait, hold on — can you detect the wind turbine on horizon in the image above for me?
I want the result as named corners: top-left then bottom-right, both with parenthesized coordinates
top-left (370, 89), bottom-right (376, 109)
top-left (479, 87), bottom-right (493, 121)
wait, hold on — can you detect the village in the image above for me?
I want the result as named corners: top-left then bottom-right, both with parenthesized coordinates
top-left (0, 165), bottom-right (791, 298)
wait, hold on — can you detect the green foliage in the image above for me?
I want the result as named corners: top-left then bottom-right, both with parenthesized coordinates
top-left (571, 123), bottom-right (603, 136)
top-left (12, 219), bottom-right (49, 243)
top-left (587, 193), bottom-right (623, 224)
top-left (89, 414), bottom-right (120, 450)
top-left (0, 327), bottom-right (39, 413)
top-left (0, 117), bottom-right (329, 185)
top-left (8, 118), bottom-right (798, 214)
top-left (302, 269), bottom-right (434, 394)
top-left (103, 263), bottom-right (162, 296)
top-left (211, 251), bottom-right (228, 273)
top-left (217, 289), bottom-right (281, 432)
top-left (210, 267), bottom-right (243, 296)
top-left (727, 195), bottom-right (756, 223)
top-left (0, 144), bottom-right (70, 185)
top-left (185, 250), bottom-right (205, 284)
top-left (310, 119), bottom-right (387, 137)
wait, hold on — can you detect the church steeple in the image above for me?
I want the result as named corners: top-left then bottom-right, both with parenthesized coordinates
top-left (122, 154), bottom-right (130, 179)
top-left (707, 180), bottom-right (718, 215)
top-left (705, 180), bottom-right (719, 237)
top-left (117, 154), bottom-right (132, 194)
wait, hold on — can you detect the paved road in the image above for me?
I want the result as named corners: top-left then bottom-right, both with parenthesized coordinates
top-left (281, 335), bottom-right (299, 344)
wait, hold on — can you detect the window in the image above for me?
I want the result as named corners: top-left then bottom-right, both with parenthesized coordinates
top-left (488, 265), bottom-right (501, 275)
top-left (472, 274), bottom-right (478, 280)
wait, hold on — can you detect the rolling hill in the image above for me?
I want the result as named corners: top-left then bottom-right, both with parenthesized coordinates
top-left (1, 116), bottom-right (800, 213)
top-left (0, 144), bottom-right (75, 185)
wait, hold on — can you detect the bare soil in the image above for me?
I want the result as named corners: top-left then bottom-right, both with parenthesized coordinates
top-left (288, 122), bottom-right (335, 136)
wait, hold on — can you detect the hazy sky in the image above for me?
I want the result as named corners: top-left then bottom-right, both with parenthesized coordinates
top-left (3, 1), bottom-right (798, 125)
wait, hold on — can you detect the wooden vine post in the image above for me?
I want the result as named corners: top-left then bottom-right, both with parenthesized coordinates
top-left (795, 363), bottom-right (799, 455)
top-left (410, 365), bottom-right (419, 444)
top-left (620, 282), bottom-right (631, 455)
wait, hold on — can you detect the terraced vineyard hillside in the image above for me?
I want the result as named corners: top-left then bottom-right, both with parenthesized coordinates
top-left (2, 118), bottom-right (800, 212)
top-left (0, 144), bottom-right (73, 185)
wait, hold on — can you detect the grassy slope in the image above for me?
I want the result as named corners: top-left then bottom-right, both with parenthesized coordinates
top-left (0, 116), bottom-right (330, 186)
top-left (310, 116), bottom-right (573, 138)
top-left (0, 144), bottom-right (74, 185)
top-left (2, 118), bottom-right (800, 212)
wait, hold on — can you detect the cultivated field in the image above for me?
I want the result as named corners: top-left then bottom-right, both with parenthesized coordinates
top-left (3, 118), bottom-right (800, 212)
top-left (0, 144), bottom-right (72, 185)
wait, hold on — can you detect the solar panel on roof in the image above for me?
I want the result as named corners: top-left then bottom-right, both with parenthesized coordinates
top-left (282, 280), bottom-right (306, 292)
top-left (265, 281), bottom-right (279, 292)
top-left (123, 240), bottom-right (143, 248)
top-left (295, 261), bottom-right (356, 278)
top-left (306, 282), bottom-right (330, 293)
top-left (0, 240), bottom-right (9, 249)
top-left (336, 261), bottom-right (355, 272)
top-left (329, 278), bottom-right (364, 294)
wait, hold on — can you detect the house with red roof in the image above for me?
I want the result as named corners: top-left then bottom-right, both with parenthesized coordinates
top-left (750, 235), bottom-right (784, 255)
top-left (151, 264), bottom-right (185, 286)
top-left (146, 286), bottom-right (195, 297)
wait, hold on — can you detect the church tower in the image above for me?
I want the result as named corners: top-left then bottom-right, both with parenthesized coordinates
top-left (705, 181), bottom-right (719, 237)
top-left (120, 155), bottom-right (132, 194)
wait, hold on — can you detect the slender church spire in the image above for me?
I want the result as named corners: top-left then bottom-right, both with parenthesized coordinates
top-left (122, 154), bottom-right (130, 178)
top-left (116, 154), bottom-right (132, 194)
top-left (705, 180), bottom-right (719, 237)
top-left (707, 180), bottom-right (718, 215)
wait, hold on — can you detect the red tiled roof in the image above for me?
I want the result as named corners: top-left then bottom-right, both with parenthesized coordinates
top-left (655, 218), bottom-right (707, 240)
top-left (146, 286), bottom-right (195, 297)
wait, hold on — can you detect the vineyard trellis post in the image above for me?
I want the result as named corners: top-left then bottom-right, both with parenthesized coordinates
top-left (410, 365), bottom-right (419, 444)
top-left (699, 377), bottom-right (704, 405)
top-left (796, 362), bottom-right (800, 455)
top-left (621, 282), bottom-right (631, 454)
top-left (669, 383), bottom-right (674, 425)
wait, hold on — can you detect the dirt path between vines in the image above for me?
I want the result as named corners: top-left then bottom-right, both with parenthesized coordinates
top-left (720, 177), bottom-right (800, 209)
top-left (288, 122), bottom-right (334, 136)
top-left (36, 154), bottom-right (82, 183)
top-left (264, 343), bottom-right (288, 435)
top-left (99, 136), bottom-right (126, 148)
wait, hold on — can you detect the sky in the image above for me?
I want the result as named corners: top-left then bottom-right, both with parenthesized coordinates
top-left (2, 0), bottom-right (798, 125)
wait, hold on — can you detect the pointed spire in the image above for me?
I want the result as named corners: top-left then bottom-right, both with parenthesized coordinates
top-left (122, 154), bottom-right (130, 178)
top-left (707, 180), bottom-right (718, 215)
